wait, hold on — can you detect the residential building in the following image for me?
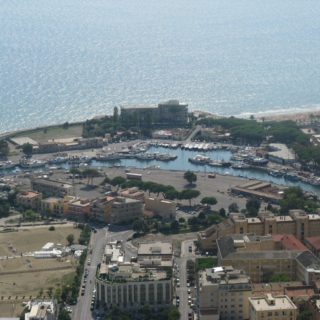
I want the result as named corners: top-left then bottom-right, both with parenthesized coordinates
top-left (305, 237), bottom-right (320, 257)
top-left (108, 196), bottom-right (143, 224)
top-left (31, 178), bottom-right (72, 198)
top-left (295, 251), bottom-right (320, 285)
top-left (24, 300), bottom-right (56, 320)
top-left (144, 197), bottom-right (176, 220)
top-left (137, 242), bottom-right (173, 267)
top-left (199, 210), bottom-right (320, 251)
top-left (198, 266), bottom-right (252, 320)
top-left (119, 187), bottom-right (145, 201)
top-left (96, 243), bottom-right (172, 310)
top-left (65, 197), bottom-right (91, 218)
top-left (306, 296), bottom-right (320, 320)
top-left (216, 234), bottom-right (299, 283)
top-left (16, 191), bottom-right (42, 210)
top-left (40, 197), bottom-right (65, 216)
top-left (248, 294), bottom-right (297, 320)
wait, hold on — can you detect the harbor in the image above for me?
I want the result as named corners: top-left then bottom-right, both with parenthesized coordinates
top-left (1, 141), bottom-right (320, 194)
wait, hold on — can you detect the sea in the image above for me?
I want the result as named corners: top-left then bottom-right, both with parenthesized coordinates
top-left (1, 0), bottom-right (320, 133)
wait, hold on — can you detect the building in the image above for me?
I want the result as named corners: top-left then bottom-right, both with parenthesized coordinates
top-left (65, 197), bottom-right (91, 218)
top-left (267, 143), bottom-right (295, 165)
top-left (216, 234), bottom-right (298, 283)
top-left (40, 197), bottom-right (65, 216)
top-left (90, 196), bottom-right (114, 223)
top-left (199, 210), bottom-right (320, 251)
top-left (295, 251), bottom-right (320, 285)
top-left (96, 243), bottom-right (172, 310)
top-left (119, 187), bottom-right (145, 201)
top-left (137, 242), bottom-right (173, 267)
top-left (198, 266), bottom-right (252, 320)
top-left (120, 100), bottom-right (188, 128)
top-left (24, 300), bottom-right (56, 320)
top-left (31, 178), bottom-right (72, 198)
top-left (305, 237), bottom-right (320, 257)
top-left (248, 294), bottom-right (297, 320)
top-left (107, 196), bottom-right (143, 224)
top-left (16, 191), bottom-right (42, 210)
top-left (144, 197), bottom-right (176, 220)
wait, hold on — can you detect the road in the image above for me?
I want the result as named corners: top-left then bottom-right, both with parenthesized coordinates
top-left (176, 239), bottom-right (197, 320)
top-left (72, 227), bottom-right (134, 320)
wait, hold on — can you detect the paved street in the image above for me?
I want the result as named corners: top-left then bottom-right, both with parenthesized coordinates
top-left (176, 239), bottom-right (197, 320)
top-left (72, 227), bottom-right (134, 320)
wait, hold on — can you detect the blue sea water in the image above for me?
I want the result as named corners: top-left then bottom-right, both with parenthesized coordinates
top-left (1, 0), bottom-right (320, 133)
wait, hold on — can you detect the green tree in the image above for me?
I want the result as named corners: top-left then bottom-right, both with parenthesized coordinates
top-left (132, 219), bottom-right (148, 234)
top-left (219, 208), bottom-right (226, 217)
top-left (82, 168), bottom-right (100, 185)
top-left (201, 196), bottom-right (217, 211)
top-left (170, 220), bottom-right (180, 232)
top-left (22, 143), bottom-right (33, 156)
top-left (66, 234), bottom-right (75, 246)
top-left (23, 209), bottom-right (39, 221)
top-left (58, 309), bottom-right (71, 320)
top-left (246, 198), bottom-right (261, 217)
top-left (179, 189), bottom-right (200, 206)
top-left (111, 176), bottom-right (126, 188)
top-left (113, 106), bottom-right (119, 123)
top-left (0, 140), bottom-right (9, 158)
top-left (270, 274), bottom-right (290, 282)
top-left (0, 201), bottom-right (10, 218)
top-left (228, 202), bottom-right (239, 213)
top-left (183, 171), bottom-right (197, 186)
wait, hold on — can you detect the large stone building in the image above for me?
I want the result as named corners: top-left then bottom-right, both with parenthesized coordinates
top-left (198, 266), bottom-right (252, 320)
top-left (31, 178), bottom-right (72, 198)
top-left (16, 191), bottom-right (42, 210)
top-left (199, 210), bottom-right (320, 251)
top-left (248, 294), bottom-right (297, 320)
top-left (137, 242), bottom-right (173, 267)
top-left (144, 197), bottom-right (176, 220)
top-left (120, 100), bottom-right (188, 128)
top-left (96, 242), bottom-right (172, 310)
top-left (217, 234), bottom-right (320, 284)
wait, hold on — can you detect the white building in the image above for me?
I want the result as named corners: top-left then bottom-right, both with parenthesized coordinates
top-left (25, 300), bottom-right (56, 320)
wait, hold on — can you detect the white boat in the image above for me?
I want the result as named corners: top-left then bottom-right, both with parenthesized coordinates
top-left (188, 155), bottom-right (210, 165)
top-left (19, 159), bottom-right (46, 168)
top-left (0, 161), bottom-right (16, 170)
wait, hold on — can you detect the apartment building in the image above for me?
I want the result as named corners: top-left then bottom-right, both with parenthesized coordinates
top-left (217, 235), bottom-right (299, 283)
top-left (40, 197), bottom-right (65, 216)
top-left (65, 197), bottom-right (91, 218)
top-left (198, 266), bottom-right (252, 320)
top-left (199, 210), bottom-right (320, 251)
top-left (144, 197), bottom-right (176, 220)
top-left (249, 294), bottom-right (297, 320)
top-left (137, 242), bottom-right (173, 267)
top-left (119, 187), bottom-right (145, 201)
top-left (24, 300), bottom-right (56, 320)
top-left (31, 178), bottom-right (72, 198)
top-left (16, 191), bottom-right (42, 210)
top-left (96, 243), bottom-right (172, 310)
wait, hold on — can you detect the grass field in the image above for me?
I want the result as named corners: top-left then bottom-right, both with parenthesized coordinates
top-left (0, 302), bottom-right (25, 318)
top-left (196, 257), bottom-right (218, 271)
top-left (13, 124), bottom-right (83, 143)
top-left (0, 225), bottom-right (81, 256)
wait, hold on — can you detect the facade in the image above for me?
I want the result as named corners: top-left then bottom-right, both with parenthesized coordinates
top-left (31, 178), bottom-right (72, 198)
top-left (216, 235), bottom-right (298, 283)
top-left (16, 191), bottom-right (42, 210)
top-left (119, 187), bottom-right (145, 201)
top-left (248, 294), bottom-right (297, 320)
top-left (120, 100), bottom-right (188, 128)
top-left (199, 210), bottom-right (320, 251)
top-left (137, 242), bottom-right (173, 267)
top-left (40, 197), bottom-right (65, 216)
top-left (96, 243), bottom-right (172, 310)
top-left (65, 197), bottom-right (91, 218)
top-left (144, 197), bottom-right (176, 220)
top-left (108, 197), bottom-right (143, 224)
top-left (305, 237), bottom-right (320, 257)
top-left (295, 251), bottom-right (320, 285)
top-left (198, 266), bottom-right (252, 320)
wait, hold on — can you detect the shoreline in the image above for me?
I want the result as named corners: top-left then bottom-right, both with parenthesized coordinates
top-left (1, 107), bottom-right (320, 140)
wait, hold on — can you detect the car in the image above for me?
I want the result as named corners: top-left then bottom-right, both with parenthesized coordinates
top-left (176, 282), bottom-right (180, 287)
top-left (188, 289), bottom-right (191, 294)
top-left (176, 300), bottom-right (180, 307)
top-left (187, 282), bottom-right (190, 287)
top-left (188, 246), bottom-right (192, 252)
top-left (188, 312), bottom-right (193, 320)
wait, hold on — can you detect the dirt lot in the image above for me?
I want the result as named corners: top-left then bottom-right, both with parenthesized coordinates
top-left (0, 302), bottom-right (25, 318)
top-left (0, 225), bottom-right (81, 257)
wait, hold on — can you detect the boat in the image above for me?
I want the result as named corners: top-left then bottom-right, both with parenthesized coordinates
top-left (48, 156), bottom-right (68, 164)
top-left (19, 159), bottom-right (46, 168)
top-left (231, 162), bottom-right (251, 170)
top-left (0, 161), bottom-right (16, 170)
top-left (268, 170), bottom-right (284, 177)
top-left (285, 172), bottom-right (300, 182)
top-left (208, 160), bottom-right (231, 168)
top-left (96, 153), bottom-right (122, 161)
top-left (245, 157), bottom-right (269, 166)
top-left (188, 155), bottom-right (210, 165)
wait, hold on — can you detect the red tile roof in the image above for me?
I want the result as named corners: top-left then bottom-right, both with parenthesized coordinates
top-left (272, 234), bottom-right (308, 251)
top-left (305, 237), bottom-right (320, 251)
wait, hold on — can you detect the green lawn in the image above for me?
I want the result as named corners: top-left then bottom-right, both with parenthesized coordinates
top-left (13, 124), bottom-right (83, 143)
top-left (196, 257), bottom-right (218, 271)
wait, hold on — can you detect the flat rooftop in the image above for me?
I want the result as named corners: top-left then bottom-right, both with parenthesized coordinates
top-left (138, 241), bottom-right (173, 256)
top-left (249, 294), bottom-right (297, 311)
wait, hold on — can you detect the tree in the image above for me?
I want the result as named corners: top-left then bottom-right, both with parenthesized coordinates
top-left (228, 202), bottom-right (239, 213)
top-left (219, 208), bottom-right (226, 217)
top-left (246, 198), bottom-right (261, 217)
top-left (66, 234), bottom-right (75, 246)
top-left (270, 274), bottom-right (290, 282)
top-left (164, 188), bottom-right (179, 200)
top-left (22, 143), bottom-right (33, 156)
top-left (58, 309), bottom-right (71, 320)
top-left (0, 201), bottom-right (10, 218)
top-left (170, 220), bottom-right (180, 232)
top-left (113, 106), bottom-right (119, 123)
top-left (201, 197), bottom-right (217, 211)
top-left (183, 171), bottom-right (197, 186)
top-left (23, 209), bottom-right (39, 221)
top-left (133, 219), bottom-right (148, 234)
top-left (111, 176), bottom-right (126, 188)
top-left (179, 189), bottom-right (200, 206)
top-left (0, 140), bottom-right (9, 158)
